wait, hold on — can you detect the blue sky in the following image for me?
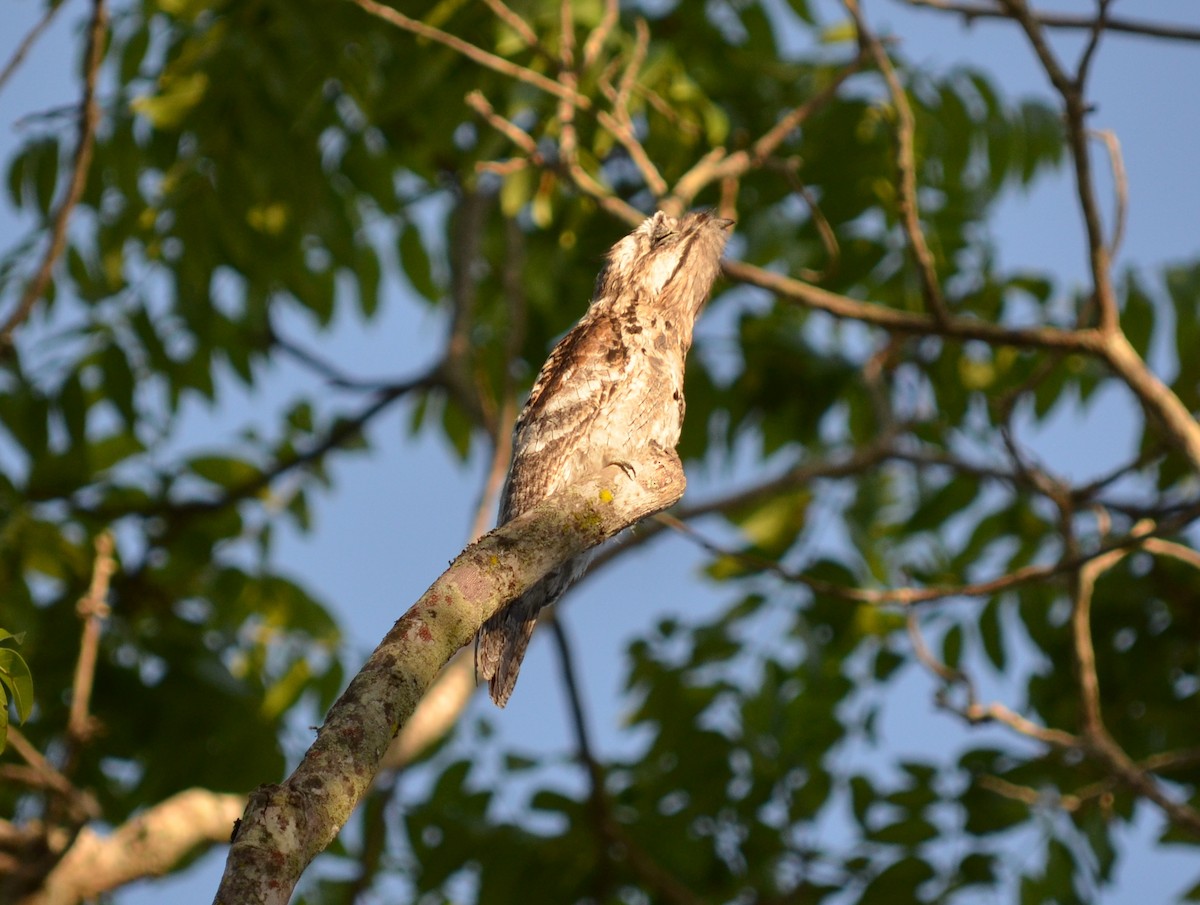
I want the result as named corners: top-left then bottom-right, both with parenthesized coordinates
top-left (2, 0), bottom-right (1198, 901)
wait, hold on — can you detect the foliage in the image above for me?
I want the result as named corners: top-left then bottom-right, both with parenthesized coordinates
top-left (1, 0), bottom-right (1198, 902)
top-left (0, 629), bottom-right (34, 755)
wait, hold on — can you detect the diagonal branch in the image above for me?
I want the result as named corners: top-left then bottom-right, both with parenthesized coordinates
top-left (0, 0), bottom-right (68, 96)
top-left (349, 0), bottom-right (591, 110)
top-left (669, 50), bottom-right (868, 208)
top-left (0, 0), bottom-right (107, 357)
top-left (213, 449), bottom-right (687, 904)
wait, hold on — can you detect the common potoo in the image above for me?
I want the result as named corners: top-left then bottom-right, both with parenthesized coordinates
top-left (475, 210), bottom-right (733, 707)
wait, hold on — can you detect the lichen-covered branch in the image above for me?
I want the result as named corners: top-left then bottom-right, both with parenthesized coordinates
top-left (212, 448), bottom-right (687, 904)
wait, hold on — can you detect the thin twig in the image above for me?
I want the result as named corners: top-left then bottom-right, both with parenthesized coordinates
top-left (595, 18), bottom-right (667, 198)
top-left (581, 0), bottom-right (619, 70)
top-left (557, 0), bottom-right (579, 164)
top-left (68, 531), bottom-right (116, 748)
top-left (977, 774), bottom-right (1081, 812)
top-left (846, 0), bottom-right (947, 322)
top-left (960, 700), bottom-right (1081, 749)
top-left (1090, 128), bottom-right (1127, 258)
top-left (670, 50), bottom-right (868, 207)
top-left (548, 616), bottom-right (705, 905)
top-left (0, 0), bottom-right (68, 96)
top-left (481, 0), bottom-right (544, 56)
top-left (5, 728), bottom-right (100, 821)
top-left (903, 0), bottom-right (1200, 44)
top-left (907, 611), bottom-right (969, 687)
top-left (466, 90), bottom-right (542, 159)
top-left (997, 0), bottom-right (1118, 335)
top-left (721, 258), bottom-right (1100, 351)
top-left (0, 0), bottom-right (107, 356)
top-left (767, 156), bottom-right (841, 282)
top-left (349, 0), bottom-right (591, 110)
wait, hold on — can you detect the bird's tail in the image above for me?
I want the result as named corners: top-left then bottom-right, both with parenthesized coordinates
top-left (475, 606), bottom-right (539, 708)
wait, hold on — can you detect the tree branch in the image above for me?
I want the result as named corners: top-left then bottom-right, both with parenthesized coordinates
top-left (0, 0), bottom-right (67, 97)
top-left (549, 616), bottom-right (706, 905)
top-left (212, 449), bottom-right (687, 904)
top-left (349, 0), bottom-right (591, 110)
top-left (0, 0), bottom-right (107, 357)
top-left (22, 790), bottom-right (245, 905)
top-left (902, 0), bottom-right (1200, 44)
top-left (845, 0), bottom-right (948, 321)
top-left (720, 258), bottom-right (1098, 350)
top-left (66, 532), bottom-right (115, 752)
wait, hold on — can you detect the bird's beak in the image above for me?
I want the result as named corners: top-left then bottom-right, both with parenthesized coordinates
top-left (715, 218), bottom-right (735, 231)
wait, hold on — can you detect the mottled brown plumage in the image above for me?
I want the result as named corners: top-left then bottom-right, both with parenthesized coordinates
top-left (476, 210), bottom-right (733, 706)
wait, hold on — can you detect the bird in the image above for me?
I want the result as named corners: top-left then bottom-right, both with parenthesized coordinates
top-left (475, 209), bottom-right (734, 707)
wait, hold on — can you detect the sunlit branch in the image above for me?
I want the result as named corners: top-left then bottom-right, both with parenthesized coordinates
top-left (721, 258), bottom-right (1099, 350)
top-left (67, 532), bottom-right (116, 752)
top-left (581, 0), bottom-right (619, 70)
top-left (349, 0), bottom-right (592, 110)
top-left (1089, 128), bottom-right (1127, 258)
top-left (214, 451), bottom-right (688, 902)
top-left (669, 50), bottom-right (868, 208)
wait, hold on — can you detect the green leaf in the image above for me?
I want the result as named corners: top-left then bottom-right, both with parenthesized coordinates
top-left (101, 343), bottom-right (138, 427)
top-left (189, 455), bottom-right (263, 490)
top-left (941, 623), bottom-right (963, 671)
top-left (0, 646), bottom-right (34, 724)
top-left (979, 598), bottom-right (1006, 670)
top-left (858, 857), bottom-right (936, 904)
top-left (399, 224), bottom-right (437, 302)
top-left (33, 137), bottom-right (60, 216)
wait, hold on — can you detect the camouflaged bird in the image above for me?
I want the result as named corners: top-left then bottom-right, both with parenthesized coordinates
top-left (475, 210), bottom-right (733, 707)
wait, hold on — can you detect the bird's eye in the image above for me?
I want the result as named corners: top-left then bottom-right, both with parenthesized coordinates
top-left (651, 228), bottom-right (674, 247)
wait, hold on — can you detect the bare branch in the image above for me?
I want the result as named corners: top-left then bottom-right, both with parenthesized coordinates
top-left (1142, 537), bottom-right (1200, 572)
top-left (596, 19), bottom-right (667, 198)
top-left (721, 258), bottom-right (1099, 351)
top-left (903, 0), bottom-right (1200, 44)
top-left (0, 0), bottom-right (107, 356)
top-left (466, 90), bottom-right (541, 159)
top-left (670, 50), bottom-right (868, 208)
top-left (845, 0), bottom-right (948, 321)
top-left (67, 532), bottom-right (115, 750)
top-left (349, 0), bottom-right (591, 110)
top-left (4, 730), bottom-right (98, 824)
top-left (1090, 128), bottom-right (1127, 258)
top-left (997, 0), bottom-right (1119, 335)
top-left (976, 774), bottom-right (1081, 812)
top-left (581, 0), bottom-right (619, 70)
top-left (1098, 331), bottom-right (1200, 475)
top-left (0, 0), bottom-right (67, 97)
top-left (557, 0), bottom-right (579, 163)
top-left (481, 0), bottom-right (545, 57)
top-left (959, 700), bottom-right (1081, 749)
